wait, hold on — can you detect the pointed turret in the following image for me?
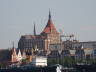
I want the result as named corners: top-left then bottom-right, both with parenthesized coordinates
top-left (12, 42), bottom-right (16, 55)
top-left (33, 23), bottom-right (36, 36)
top-left (41, 11), bottom-right (58, 34)
top-left (11, 42), bottom-right (18, 63)
top-left (17, 49), bottom-right (22, 61)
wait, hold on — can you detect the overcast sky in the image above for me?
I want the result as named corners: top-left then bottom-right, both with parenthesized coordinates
top-left (0, 0), bottom-right (96, 49)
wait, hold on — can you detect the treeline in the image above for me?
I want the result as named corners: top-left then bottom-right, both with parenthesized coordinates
top-left (47, 56), bottom-right (96, 67)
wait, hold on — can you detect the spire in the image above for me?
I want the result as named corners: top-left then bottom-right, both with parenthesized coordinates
top-left (49, 9), bottom-right (51, 20)
top-left (41, 11), bottom-right (59, 34)
top-left (12, 42), bottom-right (16, 54)
top-left (33, 22), bottom-right (36, 36)
top-left (12, 42), bottom-right (14, 48)
top-left (17, 49), bottom-right (22, 61)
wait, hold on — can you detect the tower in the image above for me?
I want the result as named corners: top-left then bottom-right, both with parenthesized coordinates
top-left (41, 11), bottom-right (60, 51)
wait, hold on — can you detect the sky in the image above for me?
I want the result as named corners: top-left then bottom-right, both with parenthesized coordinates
top-left (0, 0), bottom-right (96, 49)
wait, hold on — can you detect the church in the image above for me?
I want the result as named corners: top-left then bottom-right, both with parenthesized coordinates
top-left (18, 11), bottom-right (60, 53)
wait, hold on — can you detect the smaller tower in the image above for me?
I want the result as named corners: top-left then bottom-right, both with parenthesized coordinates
top-left (11, 42), bottom-right (18, 63)
top-left (33, 23), bottom-right (36, 36)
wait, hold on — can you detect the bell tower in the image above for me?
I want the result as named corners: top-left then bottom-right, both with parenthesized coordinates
top-left (41, 11), bottom-right (60, 51)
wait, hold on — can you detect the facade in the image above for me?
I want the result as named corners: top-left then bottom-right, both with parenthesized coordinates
top-left (18, 35), bottom-right (44, 52)
top-left (18, 11), bottom-right (60, 53)
top-left (63, 40), bottom-right (73, 50)
top-left (62, 40), bottom-right (79, 50)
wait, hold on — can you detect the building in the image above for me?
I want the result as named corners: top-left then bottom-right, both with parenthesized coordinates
top-left (31, 56), bottom-right (47, 67)
top-left (17, 12), bottom-right (96, 61)
top-left (73, 41), bottom-right (96, 49)
top-left (18, 11), bottom-right (60, 53)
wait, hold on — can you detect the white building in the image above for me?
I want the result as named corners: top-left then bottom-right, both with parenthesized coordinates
top-left (31, 56), bottom-right (47, 67)
top-left (84, 48), bottom-right (93, 59)
top-left (69, 50), bottom-right (76, 56)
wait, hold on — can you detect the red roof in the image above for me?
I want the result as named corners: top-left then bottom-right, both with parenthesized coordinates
top-left (41, 18), bottom-right (58, 34)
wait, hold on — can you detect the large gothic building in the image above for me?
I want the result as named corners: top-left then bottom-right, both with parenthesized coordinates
top-left (18, 11), bottom-right (60, 53)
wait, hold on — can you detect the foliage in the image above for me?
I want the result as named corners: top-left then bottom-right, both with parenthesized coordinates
top-left (47, 56), bottom-right (96, 67)
top-left (47, 56), bottom-right (76, 67)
